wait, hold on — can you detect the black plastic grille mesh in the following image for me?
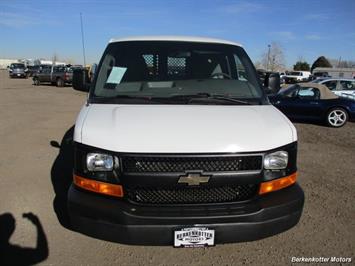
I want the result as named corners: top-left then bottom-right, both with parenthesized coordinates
top-left (126, 184), bottom-right (258, 204)
top-left (122, 155), bottom-right (262, 173)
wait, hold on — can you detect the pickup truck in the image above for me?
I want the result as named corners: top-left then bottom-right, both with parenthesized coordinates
top-left (8, 63), bottom-right (28, 78)
top-left (68, 36), bottom-right (304, 247)
top-left (33, 65), bottom-right (73, 87)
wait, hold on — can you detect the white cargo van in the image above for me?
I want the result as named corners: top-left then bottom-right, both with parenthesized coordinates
top-left (69, 36), bottom-right (304, 247)
top-left (285, 71), bottom-right (311, 83)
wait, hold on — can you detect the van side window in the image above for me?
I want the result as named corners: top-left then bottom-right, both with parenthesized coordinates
top-left (233, 54), bottom-right (247, 81)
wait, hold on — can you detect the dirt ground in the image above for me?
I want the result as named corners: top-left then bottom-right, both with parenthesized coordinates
top-left (0, 70), bottom-right (354, 265)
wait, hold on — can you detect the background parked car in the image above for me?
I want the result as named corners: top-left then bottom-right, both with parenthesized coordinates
top-left (284, 71), bottom-right (311, 84)
top-left (8, 63), bottom-right (27, 78)
top-left (33, 65), bottom-right (73, 87)
top-left (26, 65), bottom-right (41, 77)
top-left (279, 71), bottom-right (287, 84)
top-left (312, 71), bottom-right (331, 79)
top-left (268, 83), bottom-right (355, 127)
top-left (313, 78), bottom-right (355, 100)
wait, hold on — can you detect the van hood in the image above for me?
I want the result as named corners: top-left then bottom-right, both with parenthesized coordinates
top-left (75, 104), bottom-right (297, 153)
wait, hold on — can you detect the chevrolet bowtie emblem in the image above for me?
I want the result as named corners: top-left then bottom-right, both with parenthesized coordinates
top-left (178, 173), bottom-right (210, 186)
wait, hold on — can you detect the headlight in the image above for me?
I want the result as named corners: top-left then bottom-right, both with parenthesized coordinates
top-left (264, 151), bottom-right (288, 169)
top-left (86, 153), bottom-right (116, 171)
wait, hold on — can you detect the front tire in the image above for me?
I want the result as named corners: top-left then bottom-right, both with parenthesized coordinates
top-left (326, 108), bottom-right (348, 128)
top-left (33, 78), bottom-right (40, 86)
top-left (56, 78), bottom-right (64, 87)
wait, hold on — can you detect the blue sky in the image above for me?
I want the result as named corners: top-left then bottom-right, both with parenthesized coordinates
top-left (0, 0), bottom-right (354, 68)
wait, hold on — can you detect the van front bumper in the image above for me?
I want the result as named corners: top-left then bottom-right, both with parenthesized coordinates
top-left (68, 183), bottom-right (304, 245)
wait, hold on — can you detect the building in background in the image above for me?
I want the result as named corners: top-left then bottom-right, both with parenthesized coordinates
top-left (313, 67), bottom-right (355, 79)
top-left (0, 58), bottom-right (68, 69)
top-left (0, 59), bottom-right (19, 69)
top-left (33, 59), bottom-right (67, 66)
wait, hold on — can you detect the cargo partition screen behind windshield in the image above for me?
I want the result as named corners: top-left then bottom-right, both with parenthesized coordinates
top-left (92, 41), bottom-right (264, 104)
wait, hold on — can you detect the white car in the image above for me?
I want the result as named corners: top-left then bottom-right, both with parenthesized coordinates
top-left (279, 72), bottom-right (287, 78)
top-left (68, 36), bottom-right (304, 247)
top-left (314, 78), bottom-right (355, 100)
top-left (285, 71), bottom-right (311, 83)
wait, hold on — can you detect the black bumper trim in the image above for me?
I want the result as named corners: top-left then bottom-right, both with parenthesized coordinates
top-left (68, 183), bottom-right (304, 245)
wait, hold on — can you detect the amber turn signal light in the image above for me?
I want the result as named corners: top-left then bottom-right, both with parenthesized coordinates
top-left (73, 174), bottom-right (124, 197)
top-left (259, 172), bottom-right (297, 195)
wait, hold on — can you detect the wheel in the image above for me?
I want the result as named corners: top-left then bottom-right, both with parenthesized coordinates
top-left (56, 78), bottom-right (64, 87)
top-left (33, 78), bottom-right (40, 86)
top-left (326, 108), bottom-right (348, 128)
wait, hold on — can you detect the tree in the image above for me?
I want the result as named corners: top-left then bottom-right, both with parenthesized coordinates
top-left (259, 42), bottom-right (286, 72)
top-left (293, 61), bottom-right (310, 71)
top-left (311, 56), bottom-right (332, 73)
top-left (328, 58), bottom-right (355, 68)
top-left (253, 60), bottom-right (264, 70)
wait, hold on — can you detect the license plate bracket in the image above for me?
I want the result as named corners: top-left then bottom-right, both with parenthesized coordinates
top-left (174, 227), bottom-right (215, 248)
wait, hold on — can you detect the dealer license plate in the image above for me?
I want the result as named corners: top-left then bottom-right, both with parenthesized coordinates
top-left (17, 74), bottom-right (21, 76)
top-left (174, 227), bottom-right (215, 247)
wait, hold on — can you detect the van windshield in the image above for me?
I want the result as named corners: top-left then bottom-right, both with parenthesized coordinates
top-left (92, 41), bottom-right (264, 104)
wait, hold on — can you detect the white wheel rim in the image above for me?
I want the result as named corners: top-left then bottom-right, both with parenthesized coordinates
top-left (328, 110), bottom-right (346, 126)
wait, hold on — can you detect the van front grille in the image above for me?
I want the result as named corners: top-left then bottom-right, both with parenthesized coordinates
top-left (126, 184), bottom-right (258, 204)
top-left (122, 155), bottom-right (262, 173)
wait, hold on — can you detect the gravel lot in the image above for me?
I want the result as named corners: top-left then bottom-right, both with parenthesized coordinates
top-left (0, 70), bottom-right (354, 265)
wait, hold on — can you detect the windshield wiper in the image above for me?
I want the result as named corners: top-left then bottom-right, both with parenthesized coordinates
top-left (162, 93), bottom-right (252, 105)
top-left (205, 94), bottom-right (252, 105)
top-left (92, 95), bottom-right (161, 103)
top-left (92, 93), bottom-right (257, 105)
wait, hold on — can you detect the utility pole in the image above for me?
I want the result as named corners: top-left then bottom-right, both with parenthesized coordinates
top-left (267, 44), bottom-right (271, 71)
top-left (80, 12), bottom-right (87, 85)
top-left (80, 12), bottom-right (86, 67)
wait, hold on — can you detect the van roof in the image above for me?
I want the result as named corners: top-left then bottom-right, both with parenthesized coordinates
top-left (109, 35), bottom-right (242, 47)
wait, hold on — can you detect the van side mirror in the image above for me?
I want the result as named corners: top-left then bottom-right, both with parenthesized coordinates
top-left (72, 68), bottom-right (90, 92)
top-left (50, 140), bottom-right (61, 148)
top-left (264, 73), bottom-right (280, 94)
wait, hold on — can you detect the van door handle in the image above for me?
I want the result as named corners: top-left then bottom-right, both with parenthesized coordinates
top-left (310, 101), bottom-right (319, 105)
